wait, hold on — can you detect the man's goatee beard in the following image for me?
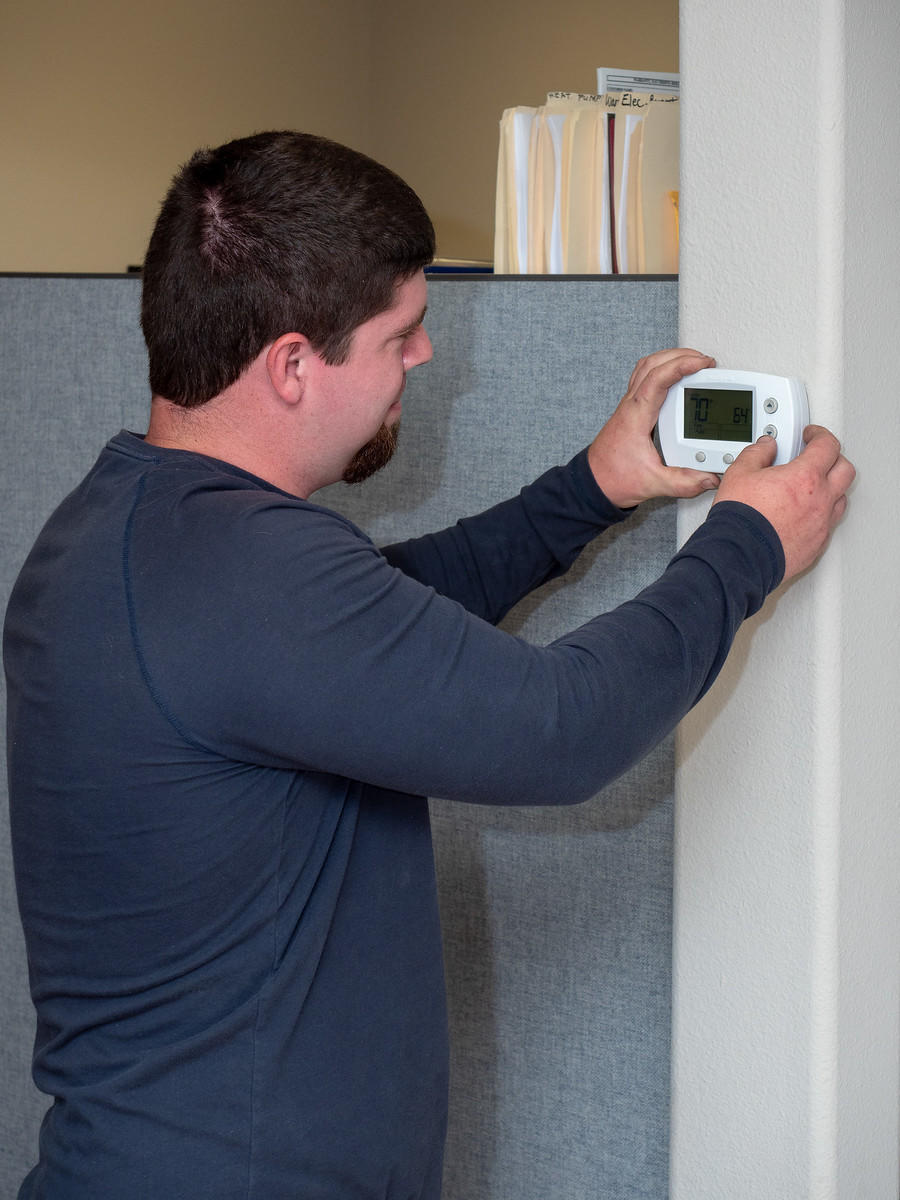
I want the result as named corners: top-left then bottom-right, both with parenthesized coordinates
top-left (342, 422), bottom-right (399, 484)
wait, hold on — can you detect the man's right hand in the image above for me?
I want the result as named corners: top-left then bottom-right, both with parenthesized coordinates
top-left (713, 426), bottom-right (856, 581)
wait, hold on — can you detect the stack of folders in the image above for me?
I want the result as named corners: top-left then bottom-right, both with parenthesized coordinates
top-left (493, 91), bottom-right (679, 275)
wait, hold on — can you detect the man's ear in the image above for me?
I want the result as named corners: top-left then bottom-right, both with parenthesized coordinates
top-left (265, 333), bottom-right (313, 405)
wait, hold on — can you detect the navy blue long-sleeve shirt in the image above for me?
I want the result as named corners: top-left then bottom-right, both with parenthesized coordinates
top-left (4, 431), bottom-right (783, 1198)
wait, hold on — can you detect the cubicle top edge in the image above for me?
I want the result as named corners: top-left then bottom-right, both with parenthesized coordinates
top-left (0, 272), bottom-right (678, 283)
top-left (0, 272), bottom-right (140, 280)
top-left (432, 273), bottom-right (678, 282)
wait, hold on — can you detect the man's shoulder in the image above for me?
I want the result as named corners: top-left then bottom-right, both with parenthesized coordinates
top-left (127, 450), bottom-right (379, 574)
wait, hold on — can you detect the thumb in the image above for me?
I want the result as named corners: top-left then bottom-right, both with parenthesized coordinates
top-left (662, 467), bottom-right (721, 499)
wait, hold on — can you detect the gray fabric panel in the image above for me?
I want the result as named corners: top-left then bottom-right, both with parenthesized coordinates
top-left (0, 275), bottom-right (677, 1199)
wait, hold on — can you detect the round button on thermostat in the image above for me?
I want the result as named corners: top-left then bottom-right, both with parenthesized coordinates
top-left (694, 451), bottom-right (707, 463)
top-left (763, 424), bottom-right (778, 438)
top-left (723, 453), bottom-right (734, 465)
top-left (764, 397), bottom-right (779, 414)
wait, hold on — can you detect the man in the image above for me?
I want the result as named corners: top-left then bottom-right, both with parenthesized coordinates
top-left (4, 131), bottom-right (854, 1198)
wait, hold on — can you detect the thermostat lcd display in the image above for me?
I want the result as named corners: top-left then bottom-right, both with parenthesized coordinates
top-left (683, 387), bottom-right (753, 443)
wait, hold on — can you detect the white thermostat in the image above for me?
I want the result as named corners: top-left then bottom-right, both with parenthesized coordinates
top-left (658, 368), bottom-right (809, 471)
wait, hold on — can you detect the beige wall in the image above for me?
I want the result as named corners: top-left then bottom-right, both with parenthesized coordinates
top-left (0, 0), bottom-right (677, 272)
top-left (365, 0), bottom-right (678, 262)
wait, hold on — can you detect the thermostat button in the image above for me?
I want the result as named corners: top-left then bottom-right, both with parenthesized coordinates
top-left (694, 451), bottom-right (707, 463)
top-left (723, 453), bottom-right (734, 465)
top-left (763, 424), bottom-right (778, 438)
top-left (764, 397), bottom-right (779, 414)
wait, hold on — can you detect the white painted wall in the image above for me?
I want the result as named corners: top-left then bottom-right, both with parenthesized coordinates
top-left (672, 0), bottom-right (900, 1195)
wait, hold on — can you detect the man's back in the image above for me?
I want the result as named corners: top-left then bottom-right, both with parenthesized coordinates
top-left (6, 433), bottom-right (448, 1197)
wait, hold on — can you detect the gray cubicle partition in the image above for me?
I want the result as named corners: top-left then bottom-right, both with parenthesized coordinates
top-left (0, 274), bottom-right (678, 1199)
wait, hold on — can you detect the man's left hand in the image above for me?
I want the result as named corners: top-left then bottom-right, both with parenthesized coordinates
top-left (587, 348), bottom-right (720, 509)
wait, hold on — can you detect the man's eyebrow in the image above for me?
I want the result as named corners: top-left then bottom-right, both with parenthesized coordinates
top-left (395, 305), bottom-right (428, 336)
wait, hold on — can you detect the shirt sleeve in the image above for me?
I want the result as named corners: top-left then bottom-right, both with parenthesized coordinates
top-left (379, 449), bottom-right (630, 623)
top-left (129, 476), bottom-right (784, 809)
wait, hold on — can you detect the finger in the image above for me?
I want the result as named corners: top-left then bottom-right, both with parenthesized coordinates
top-left (799, 428), bottom-right (856, 498)
top-left (620, 355), bottom-right (716, 439)
top-left (796, 430), bottom-right (852, 495)
top-left (659, 466), bottom-right (721, 499)
top-left (627, 349), bottom-right (713, 396)
top-left (829, 454), bottom-right (856, 493)
top-left (800, 424), bottom-right (842, 462)
top-left (802, 422), bottom-right (834, 444)
top-left (626, 348), bottom-right (714, 397)
top-left (726, 434), bottom-right (778, 474)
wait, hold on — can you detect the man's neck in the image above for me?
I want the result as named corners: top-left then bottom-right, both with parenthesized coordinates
top-left (145, 393), bottom-right (316, 497)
